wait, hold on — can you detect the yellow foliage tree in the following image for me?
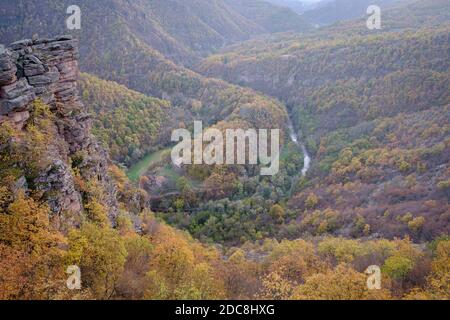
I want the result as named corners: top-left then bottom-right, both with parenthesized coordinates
top-left (0, 192), bottom-right (66, 299)
top-left (292, 264), bottom-right (391, 300)
top-left (67, 223), bottom-right (127, 299)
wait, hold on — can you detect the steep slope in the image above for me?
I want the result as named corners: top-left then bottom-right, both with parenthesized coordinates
top-left (0, 0), bottom-right (310, 66)
top-left (0, 34), bottom-right (231, 300)
top-left (0, 36), bottom-right (118, 225)
top-left (138, 0), bottom-right (264, 58)
top-left (197, 0), bottom-right (450, 241)
top-left (78, 73), bottom-right (172, 166)
top-left (78, 26), bottom-right (287, 130)
top-left (0, 0), bottom-right (288, 130)
top-left (200, 26), bottom-right (450, 132)
top-left (0, 1), bottom-right (294, 232)
top-left (0, 0), bottom-right (256, 65)
top-left (0, 0), bottom-right (192, 66)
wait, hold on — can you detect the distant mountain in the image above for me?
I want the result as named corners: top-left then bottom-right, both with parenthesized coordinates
top-left (224, 0), bottom-right (312, 32)
top-left (0, 0), bottom-right (310, 66)
top-left (266, 0), bottom-right (323, 14)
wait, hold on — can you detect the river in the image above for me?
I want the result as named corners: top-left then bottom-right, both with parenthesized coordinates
top-left (287, 117), bottom-right (311, 176)
top-left (128, 118), bottom-right (311, 182)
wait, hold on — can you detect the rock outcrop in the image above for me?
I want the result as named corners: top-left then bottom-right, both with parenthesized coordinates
top-left (0, 35), bottom-right (82, 126)
top-left (0, 36), bottom-right (118, 225)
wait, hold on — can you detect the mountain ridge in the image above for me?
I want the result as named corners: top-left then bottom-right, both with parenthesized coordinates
top-left (0, 0), bottom-right (311, 66)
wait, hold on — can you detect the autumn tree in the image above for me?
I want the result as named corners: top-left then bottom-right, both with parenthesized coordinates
top-left (259, 269), bottom-right (295, 300)
top-left (292, 264), bottom-right (391, 300)
top-left (116, 234), bottom-right (153, 299)
top-left (144, 224), bottom-right (226, 299)
top-left (427, 239), bottom-right (450, 298)
top-left (269, 204), bottom-right (285, 224)
top-left (0, 192), bottom-right (66, 299)
top-left (67, 223), bottom-right (127, 299)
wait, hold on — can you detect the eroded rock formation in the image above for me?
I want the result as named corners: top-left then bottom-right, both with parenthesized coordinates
top-left (0, 35), bottom-right (118, 225)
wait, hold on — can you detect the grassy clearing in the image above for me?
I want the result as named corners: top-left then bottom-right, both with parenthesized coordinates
top-left (127, 148), bottom-right (171, 181)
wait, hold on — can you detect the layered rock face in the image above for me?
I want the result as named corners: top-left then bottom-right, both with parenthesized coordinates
top-left (0, 35), bottom-right (82, 127)
top-left (0, 36), bottom-right (118, 225)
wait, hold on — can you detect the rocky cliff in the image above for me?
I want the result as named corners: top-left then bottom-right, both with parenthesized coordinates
top-left (0, 35), bottom-right (118, 226)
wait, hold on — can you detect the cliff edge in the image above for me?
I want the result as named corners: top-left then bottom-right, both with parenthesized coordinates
top-left (0, 35), bottom-right (118, 226)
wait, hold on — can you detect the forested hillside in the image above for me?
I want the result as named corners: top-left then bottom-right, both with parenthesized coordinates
top-left (0, 0), bottom-right (310, 65)
top-left (0, 0), bottom-right (289, 132)
top-left (224, 0), bottom-right (312, 33)
top-left (0, 0), bottom-right (293, 173)
top-left (0, 0), bottom-right (294, 239)
top-left (198, 0), bottom-right (450, 241)
top-left (78, 73), bottom-right (172, 166)
top-left (2, 34), bottom-right (447, 301)
top-left (0, 0), bottom-right (449, 301)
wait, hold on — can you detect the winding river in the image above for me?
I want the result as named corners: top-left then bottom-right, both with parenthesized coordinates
top-left (128, 117), bottom-right (311, 181)
top-left (287, 117), bottom-right (311, 176)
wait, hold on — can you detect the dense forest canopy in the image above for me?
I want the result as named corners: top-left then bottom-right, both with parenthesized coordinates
top-left (0, 0), bottom-right (449, 300)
